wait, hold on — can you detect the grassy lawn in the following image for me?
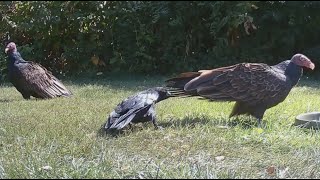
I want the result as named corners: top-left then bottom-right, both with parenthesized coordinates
top-left (0, 74), bottom-right (320, 178)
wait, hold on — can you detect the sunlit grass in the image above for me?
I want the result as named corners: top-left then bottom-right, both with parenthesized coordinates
top-left (0, 75), bottom-right (320, 178)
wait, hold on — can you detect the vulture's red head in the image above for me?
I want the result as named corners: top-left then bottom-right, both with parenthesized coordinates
top-left (5, 42), bottom-right (17, 54)
top-left (291, 53), bottom-right (315, 70)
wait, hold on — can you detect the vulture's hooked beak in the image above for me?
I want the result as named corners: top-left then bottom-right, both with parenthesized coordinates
top-left (4, 48), bottom-right (9, 54)
top-left (309, 62), bottom-right (315, 70)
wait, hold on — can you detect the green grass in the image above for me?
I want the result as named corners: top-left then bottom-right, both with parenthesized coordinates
top-left (1, 74), bottom-right (320, 178)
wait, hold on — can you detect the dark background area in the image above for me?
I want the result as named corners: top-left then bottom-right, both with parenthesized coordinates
top-left (0, 1), bottom-right (320, 82)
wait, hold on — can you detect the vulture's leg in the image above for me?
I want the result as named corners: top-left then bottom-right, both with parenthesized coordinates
top-left (257, 118), bottom-right (262, 128)
top-left (252, 116), bottom-right (266, 128)
top-left (253, 109), bottom-right (266, 128)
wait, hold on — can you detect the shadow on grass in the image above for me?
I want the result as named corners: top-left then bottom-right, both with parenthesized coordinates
top-left (95, 122), bottom-right (149, 138)
top-left (0, 99), bottom-right (15, 103)
top-left (159, 116), bottom-right (214, 129)
top-left (227, 116), bottom-right (260, 128)
top-left (159, 115), bottom-right (260, 129)
top-left (0, 98), bottom-right (37, 103)
top-left (96, 115), bottom-right (262, 138)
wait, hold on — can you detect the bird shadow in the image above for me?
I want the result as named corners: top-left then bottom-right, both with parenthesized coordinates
top-left (227, 117), bottom-right (260, 129)
top-left (159, 115), bottom-right (259, 130)
top-left (96, 115), bottom-right (261, 138)
top-left (0, 98), bottom-right (24, 103)
top-left (0, 99), bottom-right (14, 103)
top-left (96, 123), bottom-right (118, 138)
top-left (159, 116), bottom-right (215, 129)
top-left (96, 123), bottom-right (147, 138)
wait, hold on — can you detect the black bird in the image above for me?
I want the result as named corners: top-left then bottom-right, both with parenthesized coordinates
top-left (104, 87), bottom-right (172, 131)
top-left (165, 54), bottom-right (315, 126)
top-left (5, 42), bottom-right (72, 99)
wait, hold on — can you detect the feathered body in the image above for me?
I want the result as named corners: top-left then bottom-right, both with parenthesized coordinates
top-left (165, 54), bottom-right (315, 125)
top-left (5, 42), bottom-right (72, 99)
top-left (105, 87), bottom-right (171, 131)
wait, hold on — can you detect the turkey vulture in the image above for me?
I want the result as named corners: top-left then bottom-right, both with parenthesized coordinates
top-left (165, 54), bottom-right (315, 126)
top-left (4, 42), bottom-right (72, 99)
top-left (104, 87), bottom-right (172, 131)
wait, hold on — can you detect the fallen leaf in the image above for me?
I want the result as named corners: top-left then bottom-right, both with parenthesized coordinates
top-left (215, 156), bottom-right (225, 161)
top-left (91, 55), bottom-right (100, 65)
top-left (217, 125), bottom-right (229, 129)
top-left (39, 165), bottom-right (52, 171)
top-left (251, 4), bottom-right (259, 9)
top-left (266, 166), bottom-right (276, 176)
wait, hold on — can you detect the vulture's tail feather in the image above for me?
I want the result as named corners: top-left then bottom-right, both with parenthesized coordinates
top-left (51, 77), bottom-right (72, 97)
top-left (165, 72), bottom-right (201, 98)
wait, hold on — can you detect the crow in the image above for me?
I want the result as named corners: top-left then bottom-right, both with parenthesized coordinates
top-left (104, 87), bottom-right (173, 131)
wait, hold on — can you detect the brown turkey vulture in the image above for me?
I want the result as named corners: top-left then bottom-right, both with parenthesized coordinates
top-left (104, 87), bottom-right (172, 131)
top-left (5, 42), bottom-right (72, 99)
top-left (165, 54), bottom-right (315, 126)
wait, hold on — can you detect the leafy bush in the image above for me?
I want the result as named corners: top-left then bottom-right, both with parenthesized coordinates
top-left (0, 1), bottom-right (320, 78)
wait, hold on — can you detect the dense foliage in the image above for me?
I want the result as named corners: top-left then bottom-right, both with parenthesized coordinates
top-left (1, 1), bottom-right (320, 79)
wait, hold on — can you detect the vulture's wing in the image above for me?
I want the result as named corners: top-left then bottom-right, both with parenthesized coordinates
top-left (16, 61), bottom-right (72, 98)
top-left (184, 63), bottom-right (291, 105)
top-left (107, 90), bottom-right (160, 130)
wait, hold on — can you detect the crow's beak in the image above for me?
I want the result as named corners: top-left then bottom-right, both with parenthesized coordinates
top-left (4, 48), bottom-right (9, 54)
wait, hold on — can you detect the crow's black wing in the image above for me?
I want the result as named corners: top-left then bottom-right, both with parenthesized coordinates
top-left (107, 90), bottom-right (160, 130)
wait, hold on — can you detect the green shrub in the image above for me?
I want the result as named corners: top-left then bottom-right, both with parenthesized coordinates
top-left (1, 1), bottom-right (320, 78)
